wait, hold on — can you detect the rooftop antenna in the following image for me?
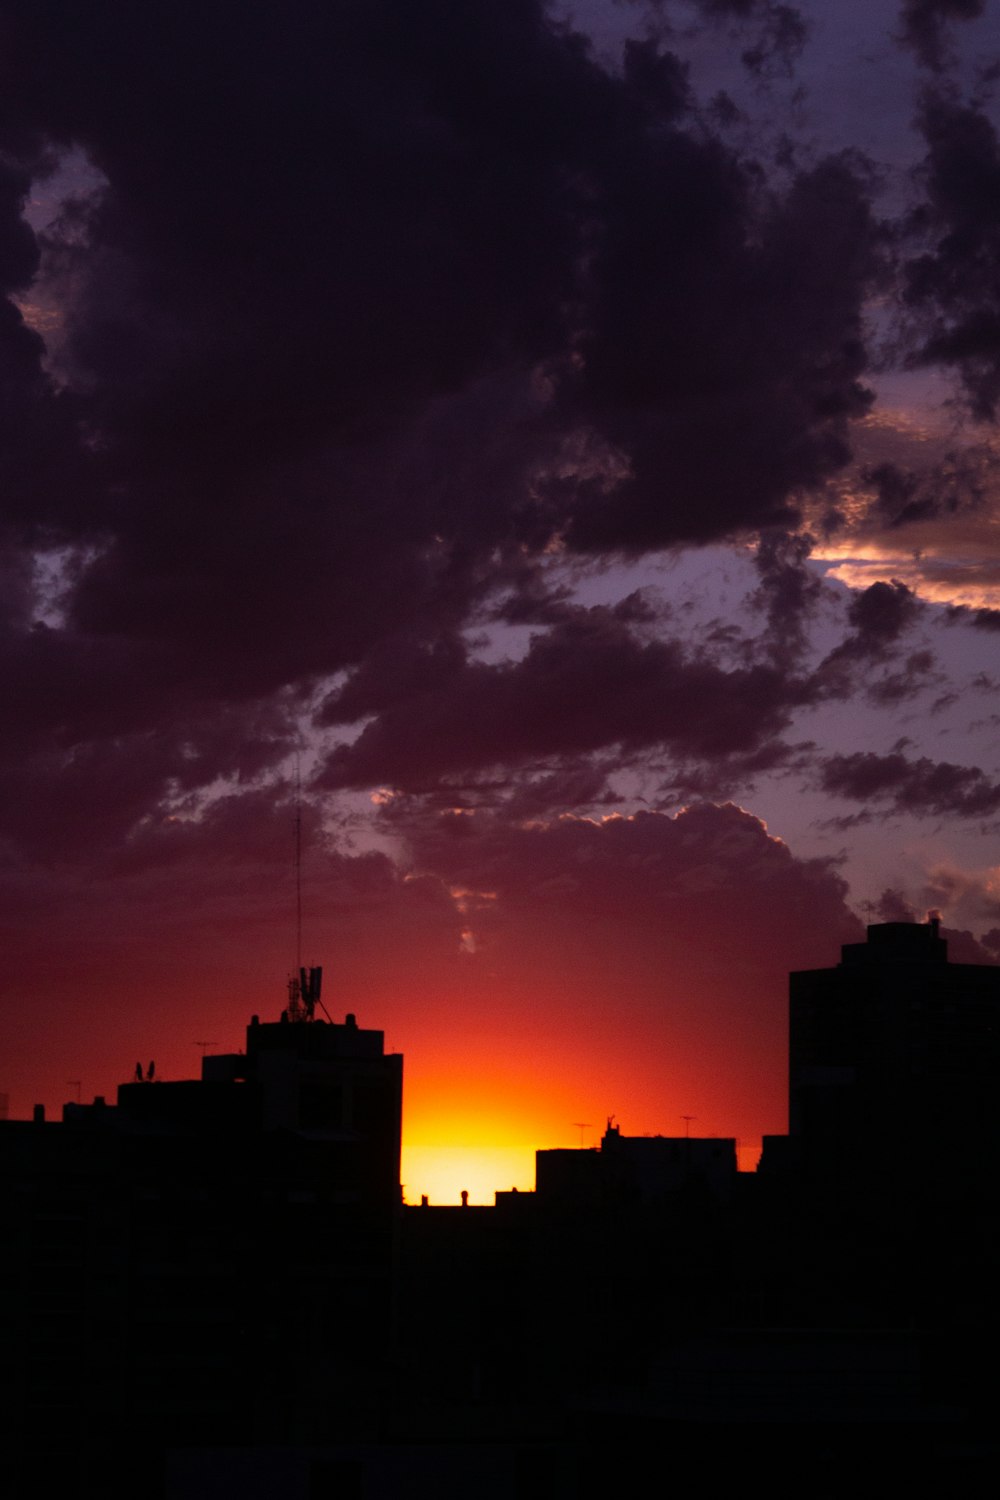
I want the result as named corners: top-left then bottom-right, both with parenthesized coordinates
top-left (67, 1080), bottom-right (81, 1103)
top-left (573, 1122), bottom-right (591, 1149)
top-left (194, 1041), bottom-right (218, 1056)
top-left (295, 746), bottom-right (303, 976)
top-left (680, 1115), bottom-right (696, 1138)
top-left (286, 745), bottom-right (306, 1021)
top-left (285, 742), bottom-right (334, 1025)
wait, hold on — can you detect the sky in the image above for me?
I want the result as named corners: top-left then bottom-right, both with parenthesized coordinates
top-left (1, 0), bottom-right (999, 1201)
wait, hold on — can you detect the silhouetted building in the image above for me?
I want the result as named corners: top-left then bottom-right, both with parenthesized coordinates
top-left (761, 918), bottom-right (1000, 1200)
top-left (4, 927), bottom-right (999, 1494)
top-left (0, 980), bottom-right (402, 1496)
top-left (536, 1117), bottom-right (737, 1208)
top-left (753, 914), bottom-right (1000, 1435)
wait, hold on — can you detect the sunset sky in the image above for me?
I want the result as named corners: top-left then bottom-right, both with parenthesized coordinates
top-left (2, 1), bottom-right (999, 1201)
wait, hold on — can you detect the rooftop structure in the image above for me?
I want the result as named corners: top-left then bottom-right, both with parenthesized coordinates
top-left (536, 1116), bottom-right (737, 1208)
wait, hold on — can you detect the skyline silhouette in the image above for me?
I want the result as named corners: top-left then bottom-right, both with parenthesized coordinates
top-left (3, 2), bottom-right (1000, 1218)
top-left (5, 894), bottom-right (998, 1205)
top-left (7, 906), bottom-right (995, 1188)
top-left (3, 912), bottom-right (998, 1496)
top-left (4, 6), bottom-right (1000, 1487)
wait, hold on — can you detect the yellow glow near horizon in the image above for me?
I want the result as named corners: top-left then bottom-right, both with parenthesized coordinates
top-left (402, 1144), bottom-right (535, 1205)
top-left (402, 1139), bottom-right (761, 1202)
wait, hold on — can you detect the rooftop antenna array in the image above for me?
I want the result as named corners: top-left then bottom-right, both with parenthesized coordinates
top-left (288, 963), bottom-right (329, 1024)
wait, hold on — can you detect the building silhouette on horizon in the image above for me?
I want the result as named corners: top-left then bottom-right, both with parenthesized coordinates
top-left (0, 976), bottom-right (402, 1494)
top-left (533, 1116), bottom-right (737, 1208)
top-left (760, 916), bottom-right (1000, 1201)
top-left (1, 920), bottom-right (998, 1496)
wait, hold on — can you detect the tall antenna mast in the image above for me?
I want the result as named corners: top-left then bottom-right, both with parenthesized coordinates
top-left (286, 743), bottom-right (330, 1026)
top-left (295, 747), bottom-right (303, 974)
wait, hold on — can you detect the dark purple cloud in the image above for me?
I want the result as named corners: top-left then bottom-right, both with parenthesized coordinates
top-left (388, 798), bottom-right (861, 1006)
top-left (0, 0), bottom-right (898, 865)
top-left (861, 444), bottom-right (996, 528)
top-left (751, 530), bottom-right (823, 666)
top-left (0, 0), bottom-right (992, 919)
top-left (945, 926), bottom-right (1000, 962)
top-left (554, 150), bottom-right (877, 552)
top-left (876, 886), bottom-right (919, 921)
top-left (905, 92), bottom-right (1000, 419)
top-left (377, 795), bottom-right (867, 1134)
top-left (862, 462), bottom-right (925, 526)
top-left (0, 151), bottom-right (92, 539)
top-left (898, 1), bottom-right (986, 72)
top-left (317, 604), bottom-right (806, 792)
top-left (312, 569), bottom-right (936, 804)
top-left (844, 579), bottom-right (922, 647)
top-left (818, 580), bottom-right (923, 691)
top-left (820, 749), bottom-right (1000, 819)
top-left (871, 888), bottom-right (995, 963)
top-left (645, 1), bottom-right (809, 77)
top-left (737, 5), bottom-right (808, 78)
top-left (812, 580), bottom-right (927, 705)
top-left (864, 648), bottom-right (938, 705)
top-left (945, 603), bottom-right (1000, 630)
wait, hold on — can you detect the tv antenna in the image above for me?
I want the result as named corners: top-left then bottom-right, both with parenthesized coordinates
top-left (194, 1041), bottom-right (218, 1056)
top-left (295, 747), bottom-right (303, 974)
top-left (680, 1115), bottom-right (696, 1138)
top-left (573, 1122), bottom-right (591, 1148)
top-left (285, 744), bottom-right (337, 1027)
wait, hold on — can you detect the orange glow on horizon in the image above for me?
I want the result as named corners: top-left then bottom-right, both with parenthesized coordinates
top-left (400, 1037), bottom-right (775, 1203)
top-left (4, 897), bottom-right (789, 1204)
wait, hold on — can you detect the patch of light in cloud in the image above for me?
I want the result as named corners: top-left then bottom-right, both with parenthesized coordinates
top-left (31, 543), bottom-right (101, 628)
top-left (14, 146), bottom-right (108, 378)
top-left (822, 555), bottom-right (1000, 612)
top-left (23, 145), bottom-right (107, 235)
